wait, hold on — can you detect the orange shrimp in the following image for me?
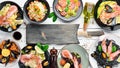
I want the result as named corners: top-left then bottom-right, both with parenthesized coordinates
top-left (101, 39), bottom-right (107, 53)
top-left (58, 0), bottom-right (67, 8)
top-left (107, 41), bottom-right (113, 55)
top-left (6, 5), bottom-right (18, 19)
top-left (109, 50), bottom-right (120, 61)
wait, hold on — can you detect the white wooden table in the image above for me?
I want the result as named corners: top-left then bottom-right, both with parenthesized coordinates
top-left (0, 0), bottom-right (120, 68)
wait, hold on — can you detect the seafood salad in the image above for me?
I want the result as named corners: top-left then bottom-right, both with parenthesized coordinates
top-left (97, 1), bottom-right (120, 25)
top-left (27, 1), bottom-right (48, 22)
top-left (56, 0), bottom-right (81, 18)
top-left (91, 39), bottom-right (120, 68)
top-left (59, 50), bottom-right (81, 68)
top-left (0, 4), bottom-right (23, 30)
top-left (20, 43), bottom-right (49, 68)
top-left (0, 40), bottom-right (20, 66)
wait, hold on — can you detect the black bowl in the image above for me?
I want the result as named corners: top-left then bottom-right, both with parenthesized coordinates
top-left (24, 0), bottom-right (50, 24)
top-left (53, 0), bottom-right (83, 22)
top-left (0, 1), bottom-right (23, 32)
top-left (18, 44), bottom-right (50, 68)
top-left (94, 0), bottom-right (120, 31)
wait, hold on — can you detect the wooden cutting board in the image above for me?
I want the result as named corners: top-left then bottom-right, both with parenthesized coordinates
top-left (26, 24), bottom-right (79, 44)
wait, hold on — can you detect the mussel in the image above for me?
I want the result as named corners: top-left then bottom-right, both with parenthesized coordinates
top-left (91, 53), bottom-right (97, 58)
top-left (11, 50), bottom-right (20, 59)
top-left (107, 18), bottom-right (114, 24)
top-left (0, 49), bottom-right (2, 55)
top-left (0, 56), bottom-right (10, 65)
top-left (42, 60), bottom-right (49, 67)
top-left (23, 45), bottom-right (34, 53)
top-left (4, 40), bottom-right (12, 49)
top-left (104, 65), bottom-right (112, 68)
top-left (105, 4), bottom-right (113, 13)
top-left (5, 40), bottom-right (10, 45)
top-left (102, 52), bottom-right (107, 59)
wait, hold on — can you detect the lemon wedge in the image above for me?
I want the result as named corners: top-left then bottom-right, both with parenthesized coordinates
top-left (35, 46), bottom-right (44, 54)
top-left (117, 56), bottom-right (120, 62)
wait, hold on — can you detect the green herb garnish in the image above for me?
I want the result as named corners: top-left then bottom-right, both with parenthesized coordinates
top-left (36, 43), bottom-right (49, 52)
top-left (48, 12), bottom-right (55, 18)
top-left (48, 12), bottom-right (57, 22)
top-left (112, 45), bottom-right (117, 52)
top-left (98, 45), bottom-right (102, 52)
top-left (42, 44), bottom-right (49, 52)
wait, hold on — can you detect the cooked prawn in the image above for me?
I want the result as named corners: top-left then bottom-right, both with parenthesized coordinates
top-left (109, 50), bottom-right (120, 61)
top-left (101, 39), bottom-right (107, 53)
top-left (107, 41), bottom-right (113, 55)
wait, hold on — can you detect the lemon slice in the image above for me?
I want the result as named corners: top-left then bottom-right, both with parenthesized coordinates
top-left (117, 56), bottom-right (120, 62)
top-left (35, 46), bottom-right (44, 54)
top-left (2, 49), bottom-right (10, 57)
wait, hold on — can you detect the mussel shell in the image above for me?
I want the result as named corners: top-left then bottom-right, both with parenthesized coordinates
top-left (104, 65), bottom-right (112, 68)
top-left (3, 40), bottom-right (11, 49)
top-left (5, 56), bottom-right (10, 66)
top-left (107, 18), bottom-right (114, 24)
top-left (4, 43), bottom-right (12, 49)
top-left (0, 56), bottom-right (10, 65)
top-left (26, 45), bottom-right (34, 50)
top-left (18, 61), bottom-right (30, 68)
top-left (11, 50), bottom-right (20, 59)
top-left (0, 49), bottom-right (2, 54)
top-left (22, 45), bottom-right (34, 54)
top-left (42, 60), bottom-right (49, 67)
top-left (105, 4), bottom-right (113, 13)
top-left (5, 40), bottom-right (10, 45)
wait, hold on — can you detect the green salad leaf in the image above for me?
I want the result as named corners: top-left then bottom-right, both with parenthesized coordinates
top-left (36, 43), bottom-right (49, 52)
top-left (48, 12), bottom-right (57, 22)
top-left (48, 12), bottom-right (55, 18)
